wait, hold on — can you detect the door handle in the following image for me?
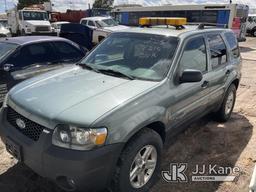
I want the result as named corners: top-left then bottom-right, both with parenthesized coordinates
top-left (201, 81), bottom-right (209, 88)
top-left (226, 70), bottom-right (231, 75)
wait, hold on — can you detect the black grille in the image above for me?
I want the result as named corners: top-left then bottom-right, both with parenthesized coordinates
top-left (0, 83), bottom-right (8, 104)
top-left (6, 107), bottom-right (45, 141)
top-left (35, 26), bottom-right (50, 32)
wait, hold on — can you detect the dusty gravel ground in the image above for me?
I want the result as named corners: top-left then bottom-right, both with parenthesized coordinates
top-left (1, 37), bottom-right (256, 192)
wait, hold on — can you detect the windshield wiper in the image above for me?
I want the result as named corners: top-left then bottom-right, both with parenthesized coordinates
top-left (76, 63), bottom-right (100, 73)
top-left (98, 69), bottom-right (135, 80)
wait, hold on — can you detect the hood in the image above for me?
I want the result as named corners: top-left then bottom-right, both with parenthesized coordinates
top-left (9, 66), bottom-right (158, 127)
top-left (103, 25), bottom-right (130, 32)
top-left (24, 20), bottom-right (50, 26)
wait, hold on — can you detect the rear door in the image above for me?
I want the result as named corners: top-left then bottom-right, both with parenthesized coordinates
top-left (206, 33), bottom-right (230, 106)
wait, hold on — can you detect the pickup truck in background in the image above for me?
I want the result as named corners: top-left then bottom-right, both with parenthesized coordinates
top-left (80, 16), bottom-right (129, 44)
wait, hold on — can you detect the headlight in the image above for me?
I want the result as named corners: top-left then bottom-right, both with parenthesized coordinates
top-left (52, 125), bottom-right (108, 150)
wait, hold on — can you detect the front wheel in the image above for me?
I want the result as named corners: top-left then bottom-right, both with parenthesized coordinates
top-left (215, 84), bottom-right (237, 122)
top-left (252, 29), bottom-right (256, 37)
top-left (111, 128), bottom-right (163, 192)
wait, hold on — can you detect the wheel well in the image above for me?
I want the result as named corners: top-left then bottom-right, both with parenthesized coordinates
top-left (98, 36), bottom-right (105, 42)
top-left (232, 79), bottom-right (239, 90)
top-left (147, 121), bottom-right (166, 143)
top-left (125, 121), bottom-right (166, 146)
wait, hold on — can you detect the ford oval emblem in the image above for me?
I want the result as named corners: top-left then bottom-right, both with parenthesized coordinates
top-left (16, 118), bottom-right (26, 129)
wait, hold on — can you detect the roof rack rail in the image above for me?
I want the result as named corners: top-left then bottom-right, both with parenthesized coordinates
top-left (197, 23), bottom-right (228, 30)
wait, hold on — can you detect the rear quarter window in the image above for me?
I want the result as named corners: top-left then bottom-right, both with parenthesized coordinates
top-left (224, 32), bottom-right (240, 59)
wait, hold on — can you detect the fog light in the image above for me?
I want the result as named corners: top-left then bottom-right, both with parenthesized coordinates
top-left (56, 176), bottom-right (76, 191)
top-left (67, 178), bottom-right (76, 187)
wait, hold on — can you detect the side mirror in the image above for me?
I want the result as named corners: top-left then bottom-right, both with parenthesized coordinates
top-left (3, 64), bottom-right (14, 72)
top-left (180, 69), bottom-right (203, 83)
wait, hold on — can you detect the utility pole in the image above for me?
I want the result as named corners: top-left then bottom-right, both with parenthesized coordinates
top-left (4, 0), bottom-right (7, 12)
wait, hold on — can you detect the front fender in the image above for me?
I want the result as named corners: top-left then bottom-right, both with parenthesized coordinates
top-left (97, 105), bottom-right (167, 144)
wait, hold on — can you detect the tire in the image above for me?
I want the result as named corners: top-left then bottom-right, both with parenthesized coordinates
top-left (21, 29), bottom-right (26, 36)
top-left (252, 28), bottom-right (256, 37)
top-left (98, 36), bottom-right (105, 42)
top-left (111, 128), bottom-right (163, 192)
top-left (215, 84), bottom-right (237, 122)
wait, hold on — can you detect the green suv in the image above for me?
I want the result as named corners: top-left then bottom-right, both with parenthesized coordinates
top-left (0, 24), bottom-right (241, 192)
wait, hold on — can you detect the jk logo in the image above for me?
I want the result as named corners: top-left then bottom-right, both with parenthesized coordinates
top-left (162, 163), bottom-right (188, 182)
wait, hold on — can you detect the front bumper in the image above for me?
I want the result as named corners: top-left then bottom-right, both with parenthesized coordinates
top-left (0, 108), bottom-right (124, 191)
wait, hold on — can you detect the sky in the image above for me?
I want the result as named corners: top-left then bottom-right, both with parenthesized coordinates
top-left (0, 0), bottom-right (256, 13)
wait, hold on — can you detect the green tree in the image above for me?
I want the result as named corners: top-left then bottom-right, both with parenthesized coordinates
top-left (93, 0), bottom-right (114, 9)
top-left (17, 0), bottom-right (50, 10)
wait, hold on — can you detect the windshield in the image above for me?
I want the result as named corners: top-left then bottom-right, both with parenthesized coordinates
top-left (0, 42), bottom-right (19, 61)
top-left (96, 18), bottom-right (118, 27)
top-left (23, 11), bottom-right (49, 21)
top-left (80, 33), bottom-right (179, 81)
top-left (0, 21), bottom-right (7, 28)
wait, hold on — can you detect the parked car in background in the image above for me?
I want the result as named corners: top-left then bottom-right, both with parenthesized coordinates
top-left (80, 16), bottom-right (129, 44)
top-left (59, 23), bottom-right (93, 50)
top-left (0, 23), bottom-right (11, 37)
top-left (51, 21), bottom-right (70, 36)
top-left (0, 36), bottom-right (86, 105)
top-left (0, 18), bottom-right (241, 192)
top-left (247, 14), bottom-right (256, 37)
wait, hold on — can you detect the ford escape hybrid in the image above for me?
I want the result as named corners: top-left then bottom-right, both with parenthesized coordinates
top-left (0, 20), bottom-right (241, 192)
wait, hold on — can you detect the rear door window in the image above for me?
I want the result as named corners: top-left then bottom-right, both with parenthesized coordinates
top-left (207, 34), bottom-right (227, 69)
top-left (224, 32), bottom-right (240, 59)
top-left (53, 41), bottom-right (84, 62)
top-left (88, 20), bottom-right (95, 27)
top-left (81, 20), bottom-right (88, 25)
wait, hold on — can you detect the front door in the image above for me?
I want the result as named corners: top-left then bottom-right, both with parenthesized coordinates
top-left (169, 35), bottom-right (211, 129)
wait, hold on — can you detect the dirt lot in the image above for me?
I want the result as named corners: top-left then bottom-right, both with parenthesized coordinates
top-left (1, 38), bottom-right (256, 192)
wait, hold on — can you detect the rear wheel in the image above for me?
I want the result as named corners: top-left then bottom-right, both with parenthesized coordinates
top-left (111, 128), bottom-right (163, 192)
top-left (21, 29), bottom-right (26, 36)
top-left (215, 84), bottom-right (237, 122)
top-left (98, 36), bottom-right (105, 42)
